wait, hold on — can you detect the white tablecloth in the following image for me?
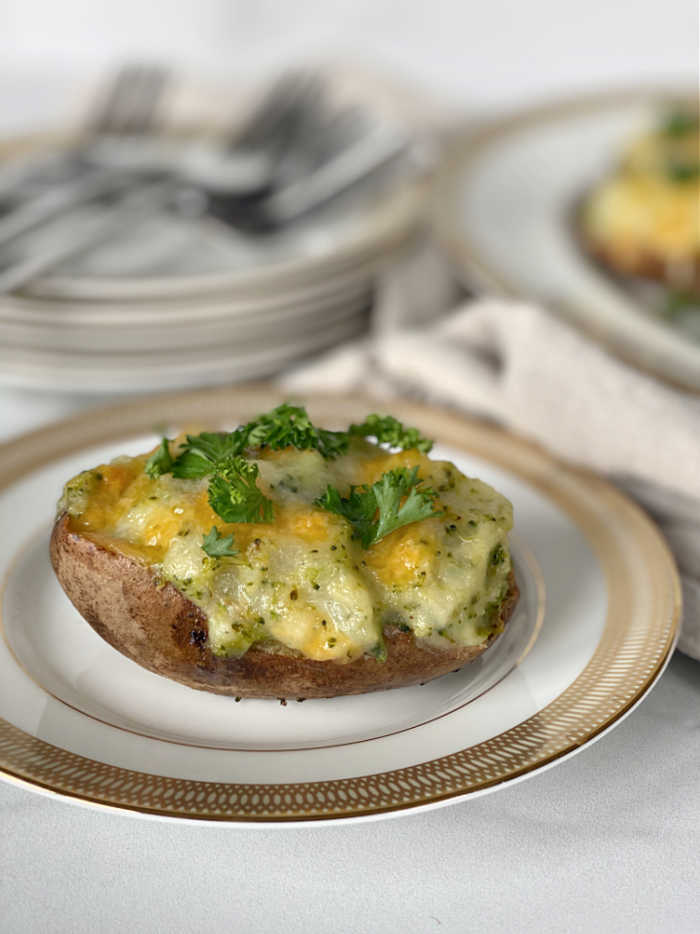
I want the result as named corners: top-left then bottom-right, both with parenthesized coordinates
top-left (1, 390), bottom-right (699, 934)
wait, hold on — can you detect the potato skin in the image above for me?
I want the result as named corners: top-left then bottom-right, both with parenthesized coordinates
top-left (50, 515), bottom-right (519, 699)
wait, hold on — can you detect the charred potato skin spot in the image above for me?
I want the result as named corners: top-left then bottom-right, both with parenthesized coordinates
top-left (51, 514), bottom-right (519, 699)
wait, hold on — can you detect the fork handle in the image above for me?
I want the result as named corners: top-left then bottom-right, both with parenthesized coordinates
top-left (0, 180), bottom-right (173, 293)
top-left (0, 168), bottom-right (137, 250)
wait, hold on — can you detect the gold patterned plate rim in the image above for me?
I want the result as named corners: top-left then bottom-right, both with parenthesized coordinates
top-left (0, 387), bottom-right (681, 824)
top-left (431, 86), bottom-right (700, 395)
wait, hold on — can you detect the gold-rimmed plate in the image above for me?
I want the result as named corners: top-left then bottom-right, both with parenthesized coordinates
top-left (0, 388), bottom-right (680, 823)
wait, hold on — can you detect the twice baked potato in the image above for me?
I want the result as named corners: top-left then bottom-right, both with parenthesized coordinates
top-left (580, 109), bottom-right (700, 294)
top-left (51, 405), bottom-right (518, 699)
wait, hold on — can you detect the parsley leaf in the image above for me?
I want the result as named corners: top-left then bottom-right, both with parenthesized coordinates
top-left (349, 414), bottom-right (433, 453)
top-left (202, 526), bottom-right (238, 558)
top-left (316, 466), bottom-right (441, 547)
top-left (238, 403), bottom-right (349, 459)
top-left (208, 457), bottom-right (274, 524)
top-left (316, 483), bottom-right (378, 548)
top-left (172, 432), bottom-right (243, 478)
top-left (371, 468), bottom-right (442, 541)
top-left (145, 438), bottom-right (174, 478)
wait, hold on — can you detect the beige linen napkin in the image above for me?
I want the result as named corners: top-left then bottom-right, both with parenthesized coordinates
top-left (283, 245), bottom-right (700, 658)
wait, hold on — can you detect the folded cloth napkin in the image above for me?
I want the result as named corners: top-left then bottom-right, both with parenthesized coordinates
top-left (283, 244), bottom-right (700, 659)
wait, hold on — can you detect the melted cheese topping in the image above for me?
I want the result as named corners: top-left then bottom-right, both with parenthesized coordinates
top-left (59, 442), bottom-right (513, 662)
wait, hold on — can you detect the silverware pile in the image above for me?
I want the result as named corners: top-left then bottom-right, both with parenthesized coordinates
top-left (0, 65), bottom-right (429, 392)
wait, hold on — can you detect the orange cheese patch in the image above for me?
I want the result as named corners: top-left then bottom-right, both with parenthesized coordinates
top-left (364, 525), bottom-right (437, 587)
top-left (68, 458), bottom-right (147, 535)
top-left (69, 453), bottom-right (342, 560)
top-left (356, 449), bottom-right (433, 486)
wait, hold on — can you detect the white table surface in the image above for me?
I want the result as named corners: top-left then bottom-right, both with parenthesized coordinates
top-left (1, 389), bottom-right (699, 934)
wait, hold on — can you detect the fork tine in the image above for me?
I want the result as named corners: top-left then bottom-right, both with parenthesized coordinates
top-left (231, 71), bottom-right (323, 149)
top-left (124, 65), bottom-right (170, 134)
top-left (88, 65), bottom-right (144, 134)
top-left (232, 77), bottom-right (302, 147)
top-left (88, 64), bottom-right (169, 136)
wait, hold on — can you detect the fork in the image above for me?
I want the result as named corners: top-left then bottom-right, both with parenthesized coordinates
top-left (0, 180), bottom-right (174, 293)
top-left (0, 70), bottom-right (414, 292)
top-left (0, 65), bottom-right (170, 248)
top-left (87, 64), bottom-right (170, 136)
top-left (0, 67), bottom-right (323, 250)
top-left (0, 71), bottom-right (331, 292)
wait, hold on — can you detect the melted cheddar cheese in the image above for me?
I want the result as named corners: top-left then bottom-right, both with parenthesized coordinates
top-left (58, 442), bottom-right (513, 662)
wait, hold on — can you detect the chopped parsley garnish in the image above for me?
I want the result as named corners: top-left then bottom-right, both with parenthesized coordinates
top-left (316, 466), bottom-right (442, 547)
top-left (144, 405), bottom-right (436, 529)
top-left (145, 438), bottom-right (174, 478)
top-left (172, 431), bottom-right (242, 478)
top-left (208, 458), bottom-right (274, 524)
top-left (349, 414), bottom-right (433, 453)
top-left (665, 160), bottom-right (700, 183)
top-left (239, 403), bottom-right (349, 459)
top-left (202, 526), bottom-right (238, 558)
top-left (661, 110), bottom-right (699, 137)
top-left (169, 405), bottom-right (433, 472)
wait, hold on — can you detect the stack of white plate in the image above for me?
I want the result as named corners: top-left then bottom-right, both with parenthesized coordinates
top-left (0, 70), bottom-right (430, 394)
top-left (0, 184), bottom-right (424, 393)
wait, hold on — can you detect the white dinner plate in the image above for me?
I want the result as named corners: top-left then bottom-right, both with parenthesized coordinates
top-left (0, 260), bottom-right (375, 328)
top-left (433, 89), bottom-right (700, 392)
top-left (0, 310), bottom-right (371, 392)
top-left (0, 279), bottom-right (373, 353)
top-left (0, 389), bottom-right (680, 824)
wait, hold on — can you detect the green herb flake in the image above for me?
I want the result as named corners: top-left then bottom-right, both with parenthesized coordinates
top-left (144, 438), bottom-right (174, 479)
top-left (349, 414), bottom-right (433, 453)
top-left (201, 526), bottom-right (238, 558)
top-left (369, 639), bottom-right (388, 662)
top-left (490, 544), bottom-right (506, 566)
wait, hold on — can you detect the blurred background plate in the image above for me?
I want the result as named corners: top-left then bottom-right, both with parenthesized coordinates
top-left (433, 89), bottom-right (700, 392)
